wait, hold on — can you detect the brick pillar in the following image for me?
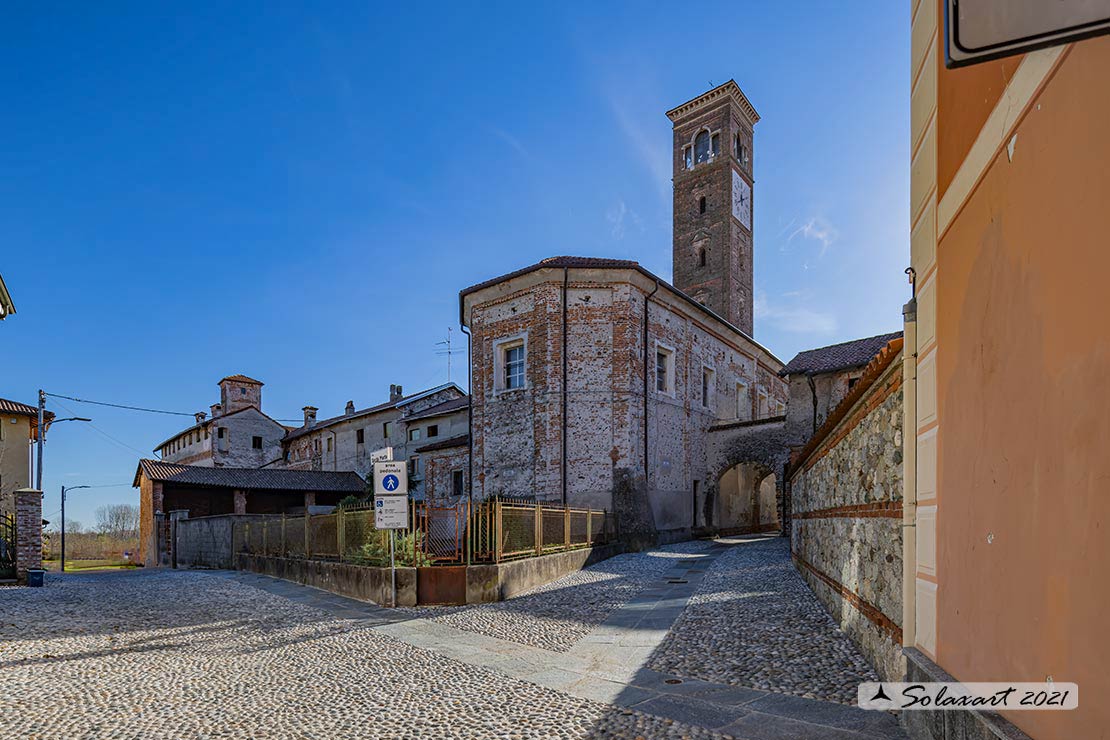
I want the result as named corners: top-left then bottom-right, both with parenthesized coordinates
top-left (233, 489), bottom-right (247, 515)
top-left (304, 491), bottom-right (316, 509)
top-left (13, 488), bottom-right (42, 583)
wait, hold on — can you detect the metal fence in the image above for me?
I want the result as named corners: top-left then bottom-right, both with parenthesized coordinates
top-left (233, 499), bottom-right (615, 565)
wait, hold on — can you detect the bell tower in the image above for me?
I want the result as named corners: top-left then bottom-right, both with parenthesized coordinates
top-left (667, 80), bottom-right (758, 335)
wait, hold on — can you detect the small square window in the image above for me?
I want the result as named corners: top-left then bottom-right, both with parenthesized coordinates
top-left (240, 388), bottom-right (246, 395)
top-left (252, 436), bottom-right (263, 450)
top-left (427, 424), bottom-right (439, 438)
top-left (356, 428), bottom-right (365, 445)
top-left (409, 428), bottom-right (421, 442)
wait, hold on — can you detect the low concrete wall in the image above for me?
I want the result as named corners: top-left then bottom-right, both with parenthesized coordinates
top-left (176, 515), bottom-right (273, 569)
top-left (237, 554), bottom-right (418, 607)
top-left (237, 543), bottom-right (624, 607)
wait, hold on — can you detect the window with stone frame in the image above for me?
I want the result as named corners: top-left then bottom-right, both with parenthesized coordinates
top-left (736, 382), bottom-right (750, 421)
top-left (452, 469), bottom-right (465, 498)
top-left (702, 367), bottom-right (715, 408)
top-left (494, 335), bottom-right (528, 392)
top-left (655, 343), bottom-right (676, 395)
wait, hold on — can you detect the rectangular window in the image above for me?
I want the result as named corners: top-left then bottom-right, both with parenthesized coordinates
top-left (356, 428), bottom-right (365, 445)
top-left (314, 439), bottom-right (321, 453)
top-left (383, 422), bottom-right (392, 438)
top-left (683, 146), bottom-right (692, 170)
top-left (252, 436), bottom-right (263, 450)
top-left (710, 133), bottom-right (720, 156)
top-left (408, 455), bottom-right (420, 478)
top-left (409, 428), bottom-right (421, 442)
top-left (427, 424), bottom-right (438, 438)
top-left (326, 437), bottom-right (333, 452)
top-left (736, 383), bottom-right (750, 421)
top-left (505, 344), bottom-right (525, 389)
top-left (655, 345), bottom-right (675, 395)
top-left (758, 391), bottom-right (768, 418)
top-left (702, 368), bottom-right (715, 408)
top-left (218, 427), bottom-right (226, 439)
top-left (452, 469), bottom-right (465, 498)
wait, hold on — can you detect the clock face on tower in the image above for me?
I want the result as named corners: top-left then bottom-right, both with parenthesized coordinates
top-left (732, 169), bottom-right (752, 231)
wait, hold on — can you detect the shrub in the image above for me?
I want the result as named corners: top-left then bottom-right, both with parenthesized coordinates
top-left (336, 495), bottom-right (365, 510)
top-left (349, 531), bottom-right (431, 568)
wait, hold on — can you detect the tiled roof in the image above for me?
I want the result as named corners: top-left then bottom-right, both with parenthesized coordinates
top-left (415, 434), bottom-right (469, 454)
top-left (0, 398), bottom-right (39, 416)
top-left (283, 383), bottom-right (465, 443)
top-left (459, 256), bottom-right (640, 297)
top-left (403, 397), bottom-right (470, 422)
top-left (133, 459), bottom-right (365, 492)
top-left (779, 332), bottom-right (904, 377)
top-left (220, 374), bottom-right (263, 385)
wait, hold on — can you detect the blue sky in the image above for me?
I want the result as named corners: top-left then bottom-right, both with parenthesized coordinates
top-left (1, 2), bottom-right (909, 525)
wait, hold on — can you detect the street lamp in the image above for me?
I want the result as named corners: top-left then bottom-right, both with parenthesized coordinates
top-left (35, 389), bottom-right (91, 491)
top-left (60, 485), bottom-right (91, 573)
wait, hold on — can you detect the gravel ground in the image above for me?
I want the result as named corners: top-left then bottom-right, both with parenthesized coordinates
top-left (647, 537), bottom-right (879, 704)
top-left (0, 570), bottom-right (730, 740)
top-left (407, 540), bottom-right (716, 652)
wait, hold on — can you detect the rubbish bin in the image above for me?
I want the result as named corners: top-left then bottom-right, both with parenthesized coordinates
top-left (26, 568), bottom-right (45, 587)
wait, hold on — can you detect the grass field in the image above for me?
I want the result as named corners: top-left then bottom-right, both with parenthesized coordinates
top-left (43, 559), bottom-right (139, 572)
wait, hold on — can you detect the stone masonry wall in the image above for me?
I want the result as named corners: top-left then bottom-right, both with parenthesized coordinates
top-left (790, 356), bottom-right (904, 681)
top-left (423, 446), bottom-right (469, 503)
top-left (14, 488), bottom-right (42, 581)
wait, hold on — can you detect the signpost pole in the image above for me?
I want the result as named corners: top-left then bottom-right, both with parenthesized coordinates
top-left (390, 530), bottom-right (396, 608)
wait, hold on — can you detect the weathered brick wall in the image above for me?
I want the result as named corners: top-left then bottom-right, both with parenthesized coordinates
top-left (423, 447), bottom-right (469, 503)
top-left (468, 267), bottom-right (787, 540)
top-left (14, 488), bottom-right (42, 580)
top-left (789, 356), bottom-right (904, 680)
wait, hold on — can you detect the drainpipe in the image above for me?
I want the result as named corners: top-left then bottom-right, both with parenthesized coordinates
top-left (902, 283), bottom-right (919, 650)
top-left (460, 323), bottom-right (473, 506)
top-left (562, 268), bottom-right (569, 507)
top-left (643, 281), bottom-right (660, 488)
top-left (806, 374), bottom-right (818, 436)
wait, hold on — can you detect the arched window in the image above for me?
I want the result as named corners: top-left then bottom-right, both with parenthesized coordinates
top-left (698, 248), bottom-right (707, 267)
top-left (694, 130), bottom-right (711, 164)
top-left (735, 134), bottom-right (747, 164)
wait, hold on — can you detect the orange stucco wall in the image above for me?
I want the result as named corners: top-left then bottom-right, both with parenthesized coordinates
top-left (935, 38), bottom-right (1110, 739)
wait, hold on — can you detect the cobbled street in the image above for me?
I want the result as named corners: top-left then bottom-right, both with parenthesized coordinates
top-left (0, 536), bottom-right (905, 739)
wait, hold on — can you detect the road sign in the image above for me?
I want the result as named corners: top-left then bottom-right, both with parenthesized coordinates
top-left (374, 496), bottom-right (408, 529)
top-left (370, 447), bottom-right (394, 464)
top-left (373, 460), bottom-right (408, 495)
top-left (946, 0), bottom-right (1110, 68)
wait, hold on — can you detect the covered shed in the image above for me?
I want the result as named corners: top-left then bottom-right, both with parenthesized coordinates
top-left (134, 459), bottom-right (365, 566)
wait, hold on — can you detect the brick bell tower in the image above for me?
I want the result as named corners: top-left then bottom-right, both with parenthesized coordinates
top-left (667, 80), bottom-right (759, 336)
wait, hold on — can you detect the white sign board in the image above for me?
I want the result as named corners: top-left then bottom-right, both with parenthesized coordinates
top-left (370, 447), bottom-right (394, 464)
top-left (373, 460), bottom-right (408, 496)
top-left (947, 0), bottom-right (1110, 68)
top-left (374, 495), bottom-right (408, 530)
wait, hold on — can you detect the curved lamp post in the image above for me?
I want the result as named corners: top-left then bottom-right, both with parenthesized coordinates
top-left (60, 485), bottom-right (91, 573)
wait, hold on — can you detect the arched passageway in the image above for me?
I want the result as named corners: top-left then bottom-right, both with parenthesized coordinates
top-left (713, 463), bottom-right (780, 534)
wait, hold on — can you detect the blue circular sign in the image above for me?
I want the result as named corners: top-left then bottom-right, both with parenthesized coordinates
top-left (382, 474), bottom-right (400, 491)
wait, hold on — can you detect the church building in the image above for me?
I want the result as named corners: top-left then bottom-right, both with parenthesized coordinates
top-left (460, 82), bottom-right (788, 540)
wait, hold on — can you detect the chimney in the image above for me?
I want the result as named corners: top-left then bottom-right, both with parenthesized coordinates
top-left (345, 400), bottom-right (355, 415)
top-left (210, 404), bottom-right (222, 419)
top-left (389, 384), bottom-right (404, 402)
top-left (303, 406), bottom-right (318, 426)
top-left (194, 412), bottom-right (207, 424)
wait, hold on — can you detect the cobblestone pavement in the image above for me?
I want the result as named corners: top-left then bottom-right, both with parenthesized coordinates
top-left (648, 536), bottom-right (880, 705)
top-left (0, 570), bottom-right (728, 740)
top-left (407, 541), bottom-right (716, 652)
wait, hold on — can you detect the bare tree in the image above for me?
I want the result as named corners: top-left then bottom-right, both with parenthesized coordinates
top-left (95, 505), bottom-right (139, 537)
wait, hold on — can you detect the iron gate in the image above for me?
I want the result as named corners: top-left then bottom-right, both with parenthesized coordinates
top-left (418, 504), bottom-right (464, 562)
top-left (0, 512), bottom-right (16, 579)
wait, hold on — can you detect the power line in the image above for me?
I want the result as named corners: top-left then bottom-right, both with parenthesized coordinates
top-left (44, 390), bottom-right (304, 423)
